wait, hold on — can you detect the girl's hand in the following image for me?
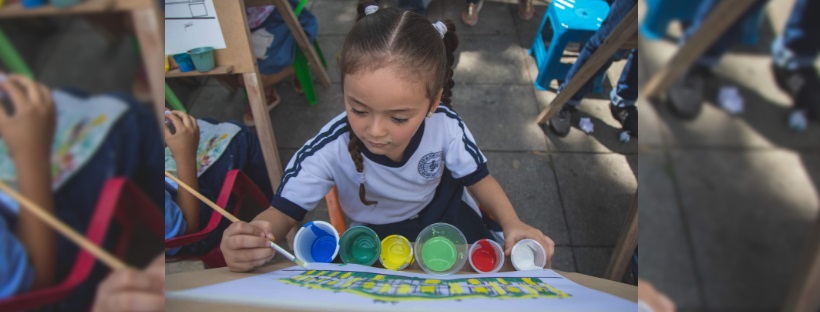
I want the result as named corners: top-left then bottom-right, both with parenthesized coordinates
top-left (92, 254), bottom-right (165, 312)
top-left (220, 220), bottom-right (276, 272)
top-left (502, 220), bottom-right (555, 267)
top-left (0, 75), bottom-right (55, 163)
top-left (163, 110), bottom-right (199, 160)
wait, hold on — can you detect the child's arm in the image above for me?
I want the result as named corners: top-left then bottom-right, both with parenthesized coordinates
top-left (0, 76), bottom-right (57, 289)
top-left (220, 207), bottom-right (297, 272)
top-left (468, 174), bottom-right (555, 263)
top-left (164, 111), bottom-right (200, 234)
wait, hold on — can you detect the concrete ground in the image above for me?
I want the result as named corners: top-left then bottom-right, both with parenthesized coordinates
top-left (167, 0), bottom-right (638, 280)
top-left (638, 0), bottom-right (820, 310)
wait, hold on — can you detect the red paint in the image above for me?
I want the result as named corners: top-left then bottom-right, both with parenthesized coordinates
top-left (471, 240), bottom-right (497, 272)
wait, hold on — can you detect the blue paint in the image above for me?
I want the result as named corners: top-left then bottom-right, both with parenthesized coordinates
top-left (304, 222), bottom-right (336, 262)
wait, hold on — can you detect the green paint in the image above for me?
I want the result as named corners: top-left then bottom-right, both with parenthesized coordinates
top-left (351, 235), bottom-right (378, 263)
top-left (339, 226), bottom-right (380, 266)
top-left (421, 237), bottom-right (456, 272)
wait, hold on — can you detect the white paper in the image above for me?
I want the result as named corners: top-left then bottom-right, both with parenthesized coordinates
top-left (579, 117), bottom-right (594, 134)
top-left (167, 263), bottom-right (637, 311)
top-left (164, 0), bottom-right (227, 55)
top-left (718, 86), bottom-right (744, 115)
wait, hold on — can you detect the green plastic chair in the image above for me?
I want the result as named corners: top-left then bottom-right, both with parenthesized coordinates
top-left (293, 0), bottom-right (327, 105)
top-left (0, 27), bottom-right (35, 79)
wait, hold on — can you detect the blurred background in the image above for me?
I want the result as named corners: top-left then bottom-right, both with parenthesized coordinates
top-left (638, 0), bottom-right (820, 310)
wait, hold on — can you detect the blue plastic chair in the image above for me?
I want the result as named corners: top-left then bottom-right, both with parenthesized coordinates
top-left (640, 0), bottom-right (763, 46)
top-left (530, 0), bottom-right (610, 92)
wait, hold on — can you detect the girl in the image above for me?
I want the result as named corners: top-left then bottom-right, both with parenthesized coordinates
top-left (220, 1), bottom-right (555, 272)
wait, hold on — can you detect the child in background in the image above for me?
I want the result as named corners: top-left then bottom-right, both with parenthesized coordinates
top-left (0, 75), bottom-right (57, 298)
top-left (241, 0), bottom-right (318, 126)
top-left (0, 75), bottom-right (163, 309)
top-left (220, 2), bottom-right (555, 273)
top-left (164, 110), bottom-right (272, 256)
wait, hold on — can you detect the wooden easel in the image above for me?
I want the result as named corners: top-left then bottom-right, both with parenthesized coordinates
top-left (165, 0), bottom-right (331, 193)
top-left (604, 190), bottom-right (637, 282)
top-left (0, 0), bottom-right (165, 127)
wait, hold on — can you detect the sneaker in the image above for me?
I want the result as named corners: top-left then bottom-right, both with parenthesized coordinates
top-left (610, 105), bottom-right (638, 136)
top-left (548, 105), bottom-right (576, 137)
top-left (293, 75), bottom-right (304, 95)
top-left (243, 87), bottom-right (281, 127)
top-left (668, 65), bottom-right (712, 120)
top-left (772, 63), bottom-right (820, 120)
top-left (461, 0), bottom-right (483, 27)
top-left (518, 0), bottom-right (534, 21)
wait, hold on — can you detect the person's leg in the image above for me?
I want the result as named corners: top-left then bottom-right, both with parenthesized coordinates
top-left (668, 0), bottom-right (767, 119)
top-left (518, 0), bottom-right (533, 21)
top-left (771, 0), bottom-right (820, 130)
top-left (610, 50), bottom-right (638, 139)
top-left (549, 0), bottom-right (635, 137)
top-left (397, 0), bottom-right (426, 16)
top-left (461, 0), bottom-right (483, 27)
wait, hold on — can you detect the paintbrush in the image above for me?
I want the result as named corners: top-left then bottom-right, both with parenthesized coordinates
top-left (164, 171), bottom-right (308, 269)
top-left (0, 181), bottom-right (129, 270)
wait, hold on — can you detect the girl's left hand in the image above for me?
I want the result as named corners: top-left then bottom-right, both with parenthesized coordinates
top-left (502, 220), bottom-right (555, 267)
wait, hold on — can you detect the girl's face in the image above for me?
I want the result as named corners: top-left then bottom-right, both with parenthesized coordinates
top-left (344, 65), bottom-right (439, 162)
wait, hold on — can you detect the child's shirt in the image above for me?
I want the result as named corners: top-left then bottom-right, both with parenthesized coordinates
top-left (272, 106), bottom-right (489, 225)
top-left (0, 205), bottom-right (34, 299)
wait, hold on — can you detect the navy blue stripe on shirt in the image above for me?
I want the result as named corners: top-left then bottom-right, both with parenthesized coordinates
top-left (271, 195), bottom-right (309, 221)
top-left (277, 122), bottom-right (350, 194)
top-left (435, 106), bottom-right (485, 166)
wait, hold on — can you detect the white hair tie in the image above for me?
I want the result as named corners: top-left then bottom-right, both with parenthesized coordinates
top-left (364, 5), bottom-right (379, 16)
top-left (357, 173), bottom-right (366, 184)
top-left (432, 21), bottom-right (447, 39)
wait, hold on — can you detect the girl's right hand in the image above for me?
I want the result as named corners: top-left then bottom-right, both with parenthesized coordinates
top-left (220, 220), bottom-right (276, 272)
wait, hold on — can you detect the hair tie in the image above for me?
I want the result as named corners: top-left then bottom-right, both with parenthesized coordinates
top-left (364, 5), bottom-right (379, 16)
top-left (432, 21), bottom-right (447, 39)
top-left (357, 172), bottom-right (366, 184)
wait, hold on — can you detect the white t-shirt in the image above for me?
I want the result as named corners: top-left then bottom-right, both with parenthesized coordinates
top-left (272, 106), bottom-right (489, 225)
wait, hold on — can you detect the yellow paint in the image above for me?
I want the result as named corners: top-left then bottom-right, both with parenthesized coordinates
top-left (373, 275), bottom-right (385, 281)
top-left (380, 235), bottom-right (413, 270)
top-left (522, 277), bottom-right (537, 285)
top-left (423, 279), bottom-right (441, 284)
top-left (341, 278), bottom-right (361, 288)
top-left (315, 271), bottom-right (326, 276)
top-left (341, 272), bottom-right (352, 279)
top-left (363, 282), bottom-right (376, 289)
top-left (306, 270), bottom-right (316, 275)
top-left (496, 278), bottom-right (508, 285)
top-left (506, 286), bottom-right (521, 293)
top-left (328, 272), bottom-right (340, 277)
top-left (468, 279), bottom-right (480, 285)
top-left (489, 282), bottom-right (506, 295)
top-left (398, 285), bottom-right (412, 294)
top-left (421, 285), bottom-right (436, 294)
top-left (474, 286), bottom-right (488, 293)
top-left (449, 283), bottom-right (464, 295)
top-left (378, 284), bottom-right (391, 293)
top-left (327, 280), bottom-right (338, 286)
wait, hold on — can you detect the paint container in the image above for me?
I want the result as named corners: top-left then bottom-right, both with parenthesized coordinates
top-left (511, 239), bottom-right (547, 271)
top-left (171, 53), bottom-right (195, 73)
top-left (468, 239), bottom-right (504, 273)
top-left (293, 221), bottom-right (339, 263)
top-left (414, 223), bottom-right (467, 276)
top-left (49, 0), bottom-right (82, 8)
top-left (21, 0), bottom-right (47, 8)
top-left (339, 226), bottom-right (380, 266)
top-left (379, 235), bottom-right (413, 271)
top-left (188, 47), bottom-right (215, 72)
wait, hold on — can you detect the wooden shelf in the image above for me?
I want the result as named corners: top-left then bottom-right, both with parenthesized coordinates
top-left (165, 65), bottom-right (235, 78)
top-left (0, 0), bottom-right (116, 18)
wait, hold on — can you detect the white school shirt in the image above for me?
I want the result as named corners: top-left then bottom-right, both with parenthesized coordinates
top-left (271, 106), bottom-right (489, 225)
